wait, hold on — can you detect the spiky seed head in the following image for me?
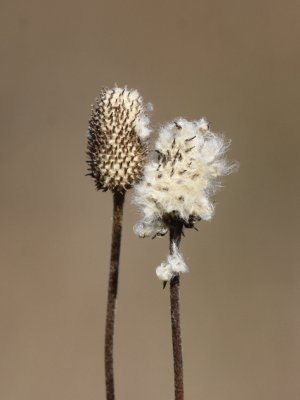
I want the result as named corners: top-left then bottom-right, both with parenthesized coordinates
top-left (87, 87), bottom-right (152, 192)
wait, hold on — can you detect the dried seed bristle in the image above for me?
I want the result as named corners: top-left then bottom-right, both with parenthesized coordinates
top-left (87, 87), bottom-right (151, 192)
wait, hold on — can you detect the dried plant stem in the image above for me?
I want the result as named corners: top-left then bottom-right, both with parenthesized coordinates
top-left (105, 190), bottom-right (125, 400)
top-left (169, 221), bottom-right (184, 400)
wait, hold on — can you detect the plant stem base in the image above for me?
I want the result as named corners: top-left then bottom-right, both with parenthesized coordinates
top-left (169, 221), bottom-right (184, 400)
top-left (105, 190), bottom-right (125, 400)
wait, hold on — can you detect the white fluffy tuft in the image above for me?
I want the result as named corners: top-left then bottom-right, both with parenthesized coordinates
top-left (168, 243), bottom-right (188, 274)
top-left (134, 118), bottom-right (237, 234)
top-left (133, 218), bottom-right (168, 238)
top-left (135, 110), bottom-right (152, 140)
top-left (134, 117), bottom-right (237, 280)
top-left (156, 262), bottom-right (174, 281)
top-left (156, 243), bottom-right (188, 282)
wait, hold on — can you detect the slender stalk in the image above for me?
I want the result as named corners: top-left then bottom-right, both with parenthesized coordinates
top-left (105, 190), bottom-right (125, 400)
top-left (169, 221), bottom-right (184, 400)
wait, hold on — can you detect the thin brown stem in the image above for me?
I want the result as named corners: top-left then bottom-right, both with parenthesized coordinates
top-left (105, 190), bottom-right (125, 400)
top-left (169, 221), bottom-right (184, 400)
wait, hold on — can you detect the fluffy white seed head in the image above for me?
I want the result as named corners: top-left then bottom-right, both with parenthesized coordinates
top-left (87, 87), bottom-right (152, 192)
top-left (134, 118), bottom-right (237, 237)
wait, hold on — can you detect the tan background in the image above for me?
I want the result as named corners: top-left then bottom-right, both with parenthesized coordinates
top-left (1, 0), bottom-right (299, 399)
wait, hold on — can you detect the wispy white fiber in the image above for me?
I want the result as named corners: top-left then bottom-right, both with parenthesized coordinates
top-left (156, 242), bottom-right (188, 281)
top-left (156, 262), bottom-right (174, 282)
top-left (133, 218), bottom-right (168, 238)
top-left (135, 112), bottom-right (152, 140)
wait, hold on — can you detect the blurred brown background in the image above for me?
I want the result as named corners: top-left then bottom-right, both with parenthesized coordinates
top-left (1, 0), bottom-right (299, 399)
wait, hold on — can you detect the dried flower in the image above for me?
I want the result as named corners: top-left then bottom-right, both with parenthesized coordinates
top-left (134, 117), bottom-right (238, 280)
top-left (87, 87), bottom-right (152, 192)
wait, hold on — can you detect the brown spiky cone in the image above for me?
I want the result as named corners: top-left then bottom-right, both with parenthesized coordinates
top-left (86, 87), bottom-right (151, 400)
top-left (87, 87), bottom-right (150, 192)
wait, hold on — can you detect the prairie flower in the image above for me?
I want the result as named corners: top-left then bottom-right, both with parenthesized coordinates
top-left (134, 117), bottom-right (237, 280)
top-left (87, 86), bottom-right (151, 192)
top-left (86, 86), bottom-right (152, 400)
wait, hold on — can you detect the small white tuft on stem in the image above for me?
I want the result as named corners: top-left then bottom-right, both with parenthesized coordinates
top-left (156, 242), bottom-right (188, 282)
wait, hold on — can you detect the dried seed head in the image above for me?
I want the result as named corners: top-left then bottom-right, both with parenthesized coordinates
top-left (134, 118), bottom-right (238, 281)
top-left (87, 87), bottom-right (152, 192)
top-left (134, 118), bottom-right (238, 238)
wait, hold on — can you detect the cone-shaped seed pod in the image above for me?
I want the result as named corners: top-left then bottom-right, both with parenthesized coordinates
top-left (87, 87), bottom-right (152, 192)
